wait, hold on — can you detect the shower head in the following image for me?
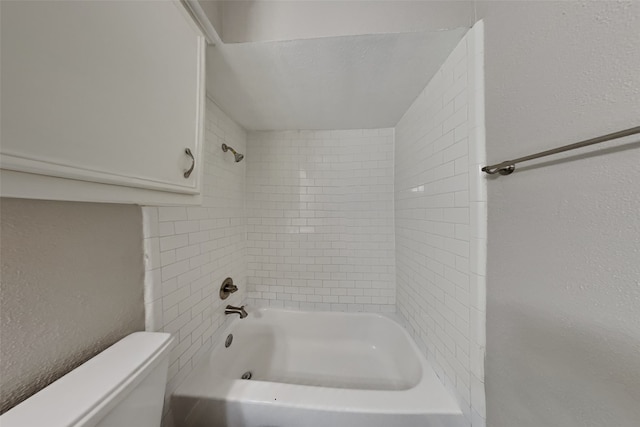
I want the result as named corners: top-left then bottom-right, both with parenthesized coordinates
top-left (221, 143), bottom-right (244, 162)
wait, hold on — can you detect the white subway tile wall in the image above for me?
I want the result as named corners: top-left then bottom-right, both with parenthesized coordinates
top-left (245, 130), bottom-right (396, 313)
top-left (394, 23), bottom-right (486, 427)
top-left (142, 98), bottom-right (247, 424)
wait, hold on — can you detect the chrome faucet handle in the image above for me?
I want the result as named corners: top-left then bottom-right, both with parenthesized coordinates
top-left (220, 277), bottom-right (238, 300)
top-left (222, 283), bottom-right (238, 293)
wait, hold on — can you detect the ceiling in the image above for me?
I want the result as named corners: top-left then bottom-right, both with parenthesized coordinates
top-left (206, 29), bottom-right (468, 131)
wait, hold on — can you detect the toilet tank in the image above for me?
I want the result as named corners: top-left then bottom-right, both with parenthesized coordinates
top-left (0, 332), bottom-right (173, 427)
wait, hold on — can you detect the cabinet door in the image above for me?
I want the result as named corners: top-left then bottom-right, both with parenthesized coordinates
top-left (1, 1), bottom-right (204, 194)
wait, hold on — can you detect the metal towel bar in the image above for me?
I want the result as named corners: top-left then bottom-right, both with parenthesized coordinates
top-left (481, 126), bottom-right (640, 175)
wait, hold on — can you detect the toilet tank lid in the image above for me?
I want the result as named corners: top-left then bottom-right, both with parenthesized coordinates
top-left (0, 332), bottom-right (173, 427)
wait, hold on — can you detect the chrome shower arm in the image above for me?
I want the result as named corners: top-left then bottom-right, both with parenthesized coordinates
top-left (221, 143), bottom-right (244, 162)
top-left (221, 143), bottom-right (237, 154)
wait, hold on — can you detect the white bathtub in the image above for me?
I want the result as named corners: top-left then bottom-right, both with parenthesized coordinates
top-left (172, 308), bottom-right (464, 427)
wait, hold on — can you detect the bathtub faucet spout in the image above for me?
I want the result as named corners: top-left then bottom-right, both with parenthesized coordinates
top-left (225, 305), bottom-right (248, 319)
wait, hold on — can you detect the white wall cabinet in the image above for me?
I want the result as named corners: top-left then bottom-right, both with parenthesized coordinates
top-left (0, 1), bottom-right (205, 205)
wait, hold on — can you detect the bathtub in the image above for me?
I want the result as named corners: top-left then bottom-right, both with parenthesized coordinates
top-left (172, 308), bottom-right (465, 427)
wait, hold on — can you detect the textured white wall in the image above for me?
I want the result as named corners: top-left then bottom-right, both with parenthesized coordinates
top-left (245, 129), bottom-right (396, 313)
top-left (476, 2), bottom-right (640, 427)
top-left (0, 199), bottom-right (144, 414)
top-left (394, 23), bottom-right (486, 426)
top-left (142, 97), bottom-right (247, 423)
top-left (220, 0), bottom-right (474, 43)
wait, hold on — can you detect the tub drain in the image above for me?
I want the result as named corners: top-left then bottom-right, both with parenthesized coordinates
top-left (241, 371), bottom-right (252, 380)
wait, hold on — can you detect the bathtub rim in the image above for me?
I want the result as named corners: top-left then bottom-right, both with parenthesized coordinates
top-left (174, 307), bottom-right (463, 417)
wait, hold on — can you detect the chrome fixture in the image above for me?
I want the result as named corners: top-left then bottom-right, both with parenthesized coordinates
top-left (219, 277), bottom-right (238, 300)
top-left (183, 148), bottom-right (195, 178)
top-left (221, 143), bottom-right (244, 162)
top-left (241, 371), bottom-right (252, 380)
top-left (225, 305), bottom-right (248, 319)
top-left (482, 126), bottom-right (640, 176)
top-left (225, 334), bottom-right (233, 348)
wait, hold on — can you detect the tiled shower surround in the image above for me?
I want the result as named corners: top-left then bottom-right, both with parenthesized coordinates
top-left (142, 97), bottom-right (247, 422)
top-left (245, 130), bottom-right (396, 312)
top-left (395, 23), bottom-right (486, 426)
top-left (143, 23), bottom-right (486, 427)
